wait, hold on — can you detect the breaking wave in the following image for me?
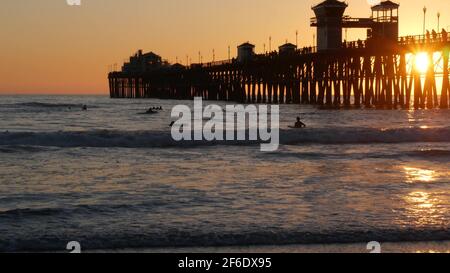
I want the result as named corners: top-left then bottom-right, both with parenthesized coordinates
top-left (14, 102), bottom-right (89, 108)
top-left (1, 227), bottom-right (449, 252)
top-left (0, 127), bottom-right (450, 149)
top-left (0, 102), bottom-right (99, 112)
top-left (404, 149), bottom-right (450, 158)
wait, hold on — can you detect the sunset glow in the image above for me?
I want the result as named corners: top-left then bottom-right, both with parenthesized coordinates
top-left (1, 0), bottom-right (450, 255)
top-left (1, 0), bottom-right (449, 94)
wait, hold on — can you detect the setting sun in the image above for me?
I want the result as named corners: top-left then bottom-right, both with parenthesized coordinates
top-left (415, 53), bottom-right (429, 73)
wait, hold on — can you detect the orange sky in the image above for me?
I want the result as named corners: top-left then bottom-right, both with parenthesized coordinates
top-left (0, 0), bottom-right (449, 95)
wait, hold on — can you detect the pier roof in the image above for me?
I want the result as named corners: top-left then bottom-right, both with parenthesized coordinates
top-left (141, 51), bottom-right (161, 58)
top-left (371, 1), bottom-right (399, 11)
top-left (279, 43), bottom-right (297, 49)
top-left (238, 42), bottom-right (255, 48)
top-left (312, 0), bottom-right (348, 10)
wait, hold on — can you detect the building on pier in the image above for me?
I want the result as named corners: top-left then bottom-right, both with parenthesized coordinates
top-left (237, 42), bottom-right (255, 62)
top-left (311, 0), bottom-right (348, 51)
top-left (279, 43), bottom-right (297, 54)
top-left (311, 0), bottom-right (399, 51)
top-left (368, 1), bottom-right (399, 42)
top-left (122, 50), bottom-right (166, 73)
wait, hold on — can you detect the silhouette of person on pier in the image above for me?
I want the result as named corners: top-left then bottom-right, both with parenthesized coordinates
top-left (82, 105), bottom-right (88, 111)
top-left (357, 39), bottom-right (363, 48)
top-left (294, 116), bottom-right (306, 128)
top-left (426, 30), bottom-right (431, 43)
top-left (432, 29), bottom-right (438, 41)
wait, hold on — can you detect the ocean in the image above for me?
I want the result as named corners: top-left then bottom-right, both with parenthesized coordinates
top-left (0, 95), bottom-right (449, 252)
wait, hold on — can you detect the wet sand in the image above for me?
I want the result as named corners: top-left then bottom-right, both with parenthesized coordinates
top-left (93, 241), bottom-right (450, 253)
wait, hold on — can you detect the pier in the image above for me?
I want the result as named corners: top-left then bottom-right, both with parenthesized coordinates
top-left (108, 0), bottom-right (450, 109)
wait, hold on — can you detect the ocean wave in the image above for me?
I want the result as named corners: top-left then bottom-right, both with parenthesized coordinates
top-left (0, 127), bottom-right (450, 149)
top-left (0, 102), bottom-right (99, 112)
top-left (0, 202), bottom-right (167, 218)
top-left (0, 145), bottom-right (54, 154)
top-left (15, 102), bottom-right (86, 108)
top-left (1, 228), bottom-right (450, 252)
top-left (404, 149), bottom-right (450, 158)
top-left (280, 127), bottom-right (450, 145)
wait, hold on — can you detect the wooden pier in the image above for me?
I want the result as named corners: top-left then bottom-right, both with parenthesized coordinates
top-left (108, 0), bottom-right (450, 109)
top-left (109, 34), bottom-right (450, 109)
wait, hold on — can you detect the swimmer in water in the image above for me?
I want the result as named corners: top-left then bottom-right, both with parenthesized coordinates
top-left (294, 116), bottom-right (306, 128)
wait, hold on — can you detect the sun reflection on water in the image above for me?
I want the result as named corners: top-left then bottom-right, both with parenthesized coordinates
top-left (416, 250), bottom-right (450, 254)
top-left (402, 191), bottom-right (446, 227)
top-left (407, 192), bottom-right (435, 209)
top-left (398, 165), bottom-right (450, 228)
top-left (403, 167), bottom-right (436, 183)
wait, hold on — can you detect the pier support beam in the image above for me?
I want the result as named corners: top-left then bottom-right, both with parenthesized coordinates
top-left (441, 49), bottom-right (450, 109)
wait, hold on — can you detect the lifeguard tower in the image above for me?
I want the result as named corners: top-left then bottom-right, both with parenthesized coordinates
top-left (311, 0), bottom-right (400, 51)
top-left (311, 0), bottom-right (348, 51)
top-left (368, 1), bottom-right (399, 42)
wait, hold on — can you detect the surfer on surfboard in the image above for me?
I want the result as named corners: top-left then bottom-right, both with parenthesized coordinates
top-left (145, 107), bottom-right (158, 114)
top-left (290, 116), bottom-right (306, 128)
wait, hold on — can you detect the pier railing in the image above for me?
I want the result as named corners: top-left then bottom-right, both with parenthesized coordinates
top-left (109, 33), bottom-right (450, 73)
top-left (398, 33), bottom-right (449, 45)
top-left (191, 32), bottom-right (449, 69)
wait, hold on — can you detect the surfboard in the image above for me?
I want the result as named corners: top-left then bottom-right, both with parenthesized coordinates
top-left (137, 111), bottom-right (159, 115)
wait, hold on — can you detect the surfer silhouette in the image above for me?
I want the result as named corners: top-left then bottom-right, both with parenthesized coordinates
top-left (294, 116), bottom-right (306, 128)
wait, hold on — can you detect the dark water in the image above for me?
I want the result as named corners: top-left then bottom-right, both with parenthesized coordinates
top-left (0, 95), bottom-right (449, 252)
